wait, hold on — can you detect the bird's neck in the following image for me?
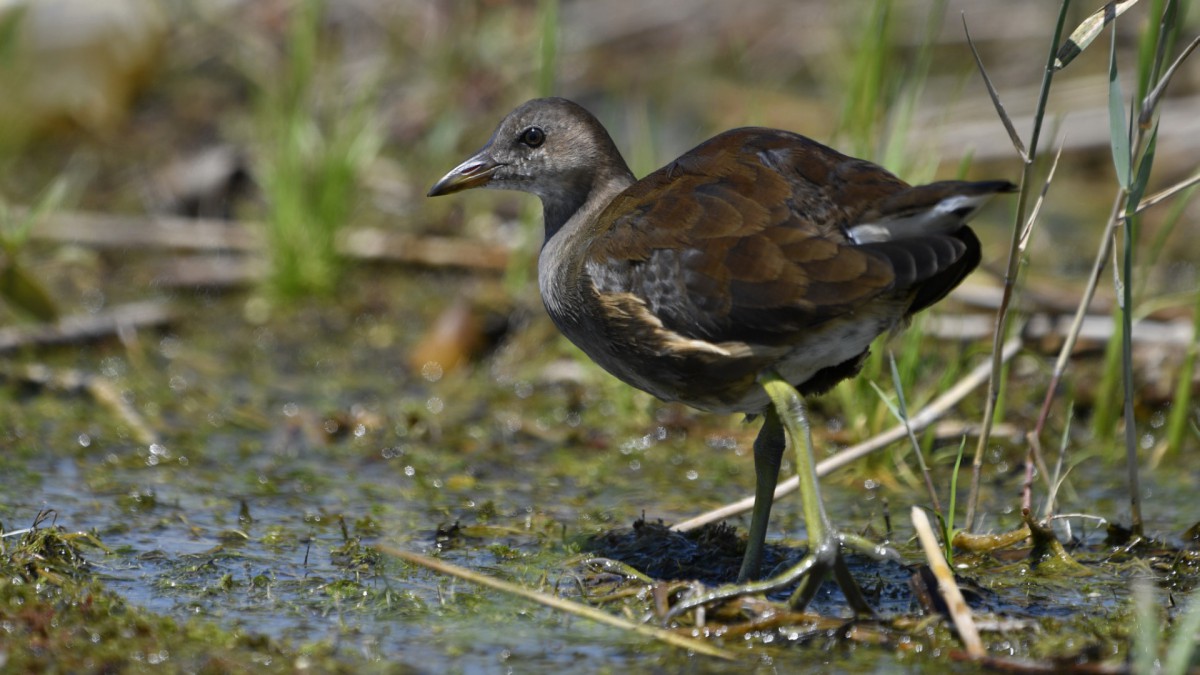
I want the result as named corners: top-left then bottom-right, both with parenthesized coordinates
top-left (540, 144), bottom-right (635, 243)
top-left (537, 168), bottom-right (634, 325)
top-left (542, 196), bottom-right (588, 241)
top-left (540, 178), bottom-right (626, 240)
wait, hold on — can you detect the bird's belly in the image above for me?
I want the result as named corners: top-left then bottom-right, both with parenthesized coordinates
top-left (539, 234), bottom-right (899, 416)
top-left (558, 309), bottom-right (896, 417)
top-left (699, 314), bottom-right (893, 413)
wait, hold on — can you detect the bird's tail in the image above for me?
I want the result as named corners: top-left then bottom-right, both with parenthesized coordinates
top-left (847, 180), bottom-right (1015, 244)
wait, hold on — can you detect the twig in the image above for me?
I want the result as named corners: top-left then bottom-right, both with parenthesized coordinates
top-left (1138, 32), bottom-right (1200, 128)
top-left (1125, 170), bottom-right (1200, 219)
top-left (0, 301), bottom-right (174, 353)
top-left (1, 363), bottom-right (159, 446)
top-left (340, 228), bottom-right (508, 271)
top-left (378, 545), bottom-right (737, 661)
top-left (22, 208), bottom-right (261, 251)
top-left (912, 506), bottom-right (984, 658)
top-left (963, 1), bottom-right (1070, 532)
top-left (1040, 404), bottom-right (1075, 521)
top-left (1016, 135), bottom-right (1067, 511)
top-left (20, 207), bottom-right (511, 272)
top-left (153, 256), bottom-right (266, 289)
top-left (925, 312), bottom-right (1194, 348)
top-left (672, 337), bottom-right (1022, 533)
top-left (963, 14), bottom-right (1026, 160)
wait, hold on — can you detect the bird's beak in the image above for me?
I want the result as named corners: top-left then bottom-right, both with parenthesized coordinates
top-left (427, 149), bottom-right (503, 197)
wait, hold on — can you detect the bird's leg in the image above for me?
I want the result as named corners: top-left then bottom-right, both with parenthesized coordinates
top-left (736, 407), bottom-right (786, 582)
top-left (760, 371), bottom-right (857, 610)
top-left (765, 371), bottom-right (899, 613)
top-left (667, 371), bottom-right (895, 621)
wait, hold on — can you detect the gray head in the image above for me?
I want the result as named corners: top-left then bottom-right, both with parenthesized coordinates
top-left (428, 97), bottom-right (634, 236)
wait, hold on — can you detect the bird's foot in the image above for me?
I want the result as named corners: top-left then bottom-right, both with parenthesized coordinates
top-left (665, 528), bottom-right (898, 622)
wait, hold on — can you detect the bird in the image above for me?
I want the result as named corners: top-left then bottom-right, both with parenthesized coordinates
top-left (428, 97), bottom-right (1013, 613)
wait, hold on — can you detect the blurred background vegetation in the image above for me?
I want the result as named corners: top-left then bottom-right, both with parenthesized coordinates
top-left (2, 0), bottom-right (1196, 448)
top-left (2, 0), bottom-right (1200, 670)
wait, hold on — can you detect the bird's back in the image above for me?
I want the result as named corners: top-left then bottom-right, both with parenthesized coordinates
top-left (588, 129), bottom-right (997, 340)
top-left (547, 127), bottom-right (1009, 412)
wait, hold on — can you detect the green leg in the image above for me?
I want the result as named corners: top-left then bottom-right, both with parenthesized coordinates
top-left (736, 408), bottom-right (786, 582)
top-left (760, 374), bottom-right (841, 609)
top-left (762, 373), bottom-right (831, 553)
top-left (667, 371), bottom-right (892, 620)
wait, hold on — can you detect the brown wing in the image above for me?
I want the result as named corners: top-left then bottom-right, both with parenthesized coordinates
top-left (585, 128), bottom-right (944, 346)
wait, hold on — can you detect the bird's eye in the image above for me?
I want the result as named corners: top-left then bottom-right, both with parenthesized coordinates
top-left (519, 126), bottom-right (546, 148)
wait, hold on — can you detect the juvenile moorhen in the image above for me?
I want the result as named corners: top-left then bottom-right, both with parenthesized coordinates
top-left (429, 97), bottom-right (1012, 613)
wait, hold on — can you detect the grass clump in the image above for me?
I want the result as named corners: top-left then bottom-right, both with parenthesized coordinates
top-left (249, 0), bottom-right (382, 300)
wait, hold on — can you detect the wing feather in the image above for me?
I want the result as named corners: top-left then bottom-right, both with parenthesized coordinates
top-left (584, 128), bottom-right (997, 346)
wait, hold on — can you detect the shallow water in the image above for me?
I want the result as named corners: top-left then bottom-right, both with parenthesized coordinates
top-left (4, 264), bottom-right (1199, 671)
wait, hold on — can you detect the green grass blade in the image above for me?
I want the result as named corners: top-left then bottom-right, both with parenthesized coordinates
top-left (947, 435), bottom-right (968, 560)
top-left (837, 0), bottom-right (893, 157)
top-left (537, 0), bottom-right (558, 97)
top-left (868, 380), bottom-right (903, 421)
top-left (10, 176), bottom-right (68, 246)
top-left (1130, 127), bottom-right (1158, 209)
top-left (1108, 17), bottom-right (1131, 189)
top-left (1164, 587), bottom-right (1200, 675)
top-left (0, 5), bottom-right (25, 65)
top-left (1135, 0), bottom-right (1172, 103)
top-left (1131, 581), bottom-right (1161, 675)
top-left (0, 175), bottom-right (69, 321)
top-left (962, 15), bottom-right (1026, 159)
top-left (1119, 118), bottom-right (1155, 533)
top-left (1093, 315), bottom-right (1124, 439)
top-left (0, 258), bottom-right (59, 322)
top-left (1142, 182), bottom-right (1197, 292)
top-left (1164, 289), bottom-right (1199, 456)
top-left (870, 354), bottom-right (943, 515)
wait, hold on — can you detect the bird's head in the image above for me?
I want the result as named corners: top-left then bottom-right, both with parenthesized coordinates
top-left (428, 97), bottom-right (631, 207)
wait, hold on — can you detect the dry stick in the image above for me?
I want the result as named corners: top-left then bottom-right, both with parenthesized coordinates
top-left (911, 506), bottom-right (983, 658)
top-left (1028, 192), bottom-right (1122, 485)
top-left (378, 545), bottom-right (737, 661)
top-left (1125, 171), bottom-right (1200, 218)
top-left (926, 308), bottom-right (1195, 347)
top-left (0, 302), bottom-right (171, 446)
top-left (1042, 404), bottom-right (1076, 521)
top-left (947, 281), bottom-right (1103, 318)
top-left (24, 209), bottom-right (262, 251)
top-left (1017, 137), bottom-right (1067, 514)
top-left (961, 4), bottom-right (1069, 531)
top-left (672, 337), bottom-right (1022, 533)
top-left (340, 228), bottom-right (508, 272)
top-left (1137, 33), bottom-right (1200, 130)
top-left (2, 364), bottom-right (159, 446)
top-left (0, 300), bottom-right (174, 353)
top-left (85, 375), bottom-right (160, 447)
top-left (21, 208), bottom-right (510, 272)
